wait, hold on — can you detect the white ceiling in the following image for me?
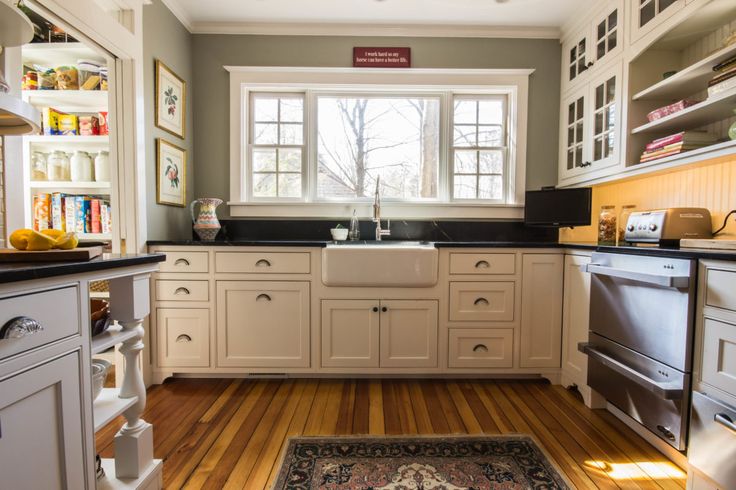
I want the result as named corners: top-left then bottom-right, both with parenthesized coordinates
top-left (161, 0), bottom-right (583, 37)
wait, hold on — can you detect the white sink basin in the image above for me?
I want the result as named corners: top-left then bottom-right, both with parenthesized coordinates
top-left (322, 241), bottom-right (438, 287)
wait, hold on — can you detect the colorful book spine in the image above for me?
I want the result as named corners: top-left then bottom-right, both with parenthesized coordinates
top-left (90, 199), bottom-right (101, 233)
top-left (645, 133), bottom-right (684, 151)
top-left (64, 196), bottom-right (76, 232)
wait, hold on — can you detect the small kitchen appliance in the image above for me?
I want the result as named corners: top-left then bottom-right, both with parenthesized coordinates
top-left (623, 207), bottom-right (712, 245)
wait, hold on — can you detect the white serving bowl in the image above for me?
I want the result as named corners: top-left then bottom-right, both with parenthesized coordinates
top-left (91, 359), bottom-right (112, 401)
top-left (331, 228), bottom-right (348, 241)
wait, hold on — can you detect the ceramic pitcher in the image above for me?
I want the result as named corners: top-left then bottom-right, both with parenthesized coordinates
top-left (190, 198), bottom-right (223, 241)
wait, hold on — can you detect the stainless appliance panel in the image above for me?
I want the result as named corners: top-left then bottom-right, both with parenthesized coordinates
top-left (586, 334), bottom-right (689, 450)
top-left (689, 391), bottom-right (736, 488)
top-left (588, 252), bottom-right (695, 371)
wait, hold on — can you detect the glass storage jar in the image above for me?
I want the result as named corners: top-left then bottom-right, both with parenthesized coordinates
top-left (598, 205), bottom-right (617, 244)
top-left (47, 150), bottom-right (70, 181)
top-left (70, 150), bottom-right (93, 182)
top-left (94, 151), bottom-right (110, 182)
top-left (31, 151), bottom-right (48, 181)
top-left (618, 204), bottom-right (636, 244)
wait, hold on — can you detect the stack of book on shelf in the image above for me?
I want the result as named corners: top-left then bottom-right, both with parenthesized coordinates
top-left (32, 192), bottom-right (112, 235)
top-left (708, 55), bottom-right (736, 97)
top-left (639, 131), bottom-right (717, 163)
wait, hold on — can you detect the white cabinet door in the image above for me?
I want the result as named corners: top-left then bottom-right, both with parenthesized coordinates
top-left (217, 281), bottom-right (310, 368)
top-left (561, 255), bottom-right (591, 385)
top-left (630, 0), bottom-right (685, 44)
top-left (156, 308), bottom-right (210, 368)
top-left (591, 0), bottom-right (623, 67)
top-left (558, 85), bottom-right (591, 182)
top-left (561, 26), bottom-right (592, 92)
top-left (0, 352), bottom-right (87, 490)
top-left (321, 300), bottom-right (380, 368)
top-left (380, 300), bottom-right (438, 368)
top-left (588, 61), bottom-right (623, 172)
top-left (520, 254), bottom-right (564, 368)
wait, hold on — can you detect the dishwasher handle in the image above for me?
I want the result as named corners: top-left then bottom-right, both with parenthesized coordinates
top-left (578, 342), bottom-right (684, 400)
top-left (582, 263), bottom-right (690, 288)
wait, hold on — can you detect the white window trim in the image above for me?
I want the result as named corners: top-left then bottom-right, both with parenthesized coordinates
top-left (227, 66), bottom-right (533, 219)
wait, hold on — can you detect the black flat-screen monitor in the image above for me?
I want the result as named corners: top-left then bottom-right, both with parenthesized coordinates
top-left (524, 188), bottom-right (592, 227)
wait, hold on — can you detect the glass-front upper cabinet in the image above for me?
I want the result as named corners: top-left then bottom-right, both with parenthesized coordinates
top-left (559, 61), bottom-right (623, 183)
top-left (561, 0), bottom-right (623, 93)
top-left (630, 0), bottom-right (685, 44)
top-left (559, 85), bottom-right (589, 181)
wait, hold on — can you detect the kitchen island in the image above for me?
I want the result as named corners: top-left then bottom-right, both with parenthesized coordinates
top-left (0, 253), bottom-right (165, 490)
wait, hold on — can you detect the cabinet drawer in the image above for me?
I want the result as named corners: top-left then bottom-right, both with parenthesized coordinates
top-left (156, 308), bottom-right (210, 367)
top-left (215, 252), bottom-right (310, 274)
top-left (0, 286), bottom-right (80, 362)
top-left (449, 253), bottom-right (515, 275)
top-left (155, 280), bottom-right (209, 302)
top-left (448, 328), bottom-right (513, 368)
top-left (701, 318), bottom-right (736, 396)
top-left (705, 269), bottom-right (736, 312)
top-left (449, 282), bottom-right (515, 322)
top-left (159, 251), bottom-right (209, 273)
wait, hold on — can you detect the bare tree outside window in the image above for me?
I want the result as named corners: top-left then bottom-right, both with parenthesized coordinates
top-left (316, 96), bottom-right (440, 200)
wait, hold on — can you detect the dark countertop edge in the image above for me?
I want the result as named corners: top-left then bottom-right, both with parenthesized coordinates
top-left (0, 253), bottom-right (166, 285)
top-left (145, 239), bottom-right (736, 261)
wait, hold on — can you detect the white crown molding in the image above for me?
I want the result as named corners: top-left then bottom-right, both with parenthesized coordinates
top-left (159, 0), bottom-right (193, 32)
top-left (190, 21), bottom-right (560, 39)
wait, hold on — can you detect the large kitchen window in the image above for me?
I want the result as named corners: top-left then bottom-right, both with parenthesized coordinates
top-left (229, 67), bottom-right (531, 218)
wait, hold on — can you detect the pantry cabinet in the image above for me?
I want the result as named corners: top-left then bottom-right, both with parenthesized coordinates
top-left (320, 299), bottom-right (438, 369)
top-left (216, 281), bottom-right (310, 368)
top-left (520, 254), bottom-right (564, 368)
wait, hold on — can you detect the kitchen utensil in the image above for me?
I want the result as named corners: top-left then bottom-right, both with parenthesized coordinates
top-left (91, 358), bottom-right (112, 401)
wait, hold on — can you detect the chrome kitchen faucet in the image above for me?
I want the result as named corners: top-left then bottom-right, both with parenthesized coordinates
top-left (373, 176), bottom-right (391, 241)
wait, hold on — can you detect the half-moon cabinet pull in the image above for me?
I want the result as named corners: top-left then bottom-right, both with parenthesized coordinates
top-left (176, 334), bottom-right (192, 343)
top-left (255, 259), bottom-right (271, 267)
top-left (473, 344), bottom-right (489, 352)
top-left (1, 316), bottom-right (44, 339)
top-left (474, 297), bottom-right (489, 306)
top-left (174, 258), bottom-right (190, 266)
top-left (174, 287), bottom-right (190, 295)
top-left (475, 260), bottom-right (490, 269)
top-left (715, 413), bottom-right (736, 433)
top-left (256, 293), bottom-right (272, 302)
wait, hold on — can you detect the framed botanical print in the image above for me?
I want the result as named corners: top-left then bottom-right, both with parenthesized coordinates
top-left (156, 138), bottom-right (187, 207)
top-left (155, 59), bottom-right (186, 139)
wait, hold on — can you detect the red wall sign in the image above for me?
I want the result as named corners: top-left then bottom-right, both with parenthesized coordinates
top-left (353, 47), bottom-right (411, 68)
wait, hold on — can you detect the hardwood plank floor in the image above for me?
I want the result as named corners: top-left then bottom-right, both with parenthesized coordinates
top-left (96, 379), bottom-right (687, 489)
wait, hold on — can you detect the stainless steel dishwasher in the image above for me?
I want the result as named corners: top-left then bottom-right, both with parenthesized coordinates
top-left (579, 251), bottom-right (696, 450)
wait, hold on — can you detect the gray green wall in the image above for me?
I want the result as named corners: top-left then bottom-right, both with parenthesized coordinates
top-left (192, 35), bottom-right (561, 218)
top-left (143, 0), bottom-right (194, 239)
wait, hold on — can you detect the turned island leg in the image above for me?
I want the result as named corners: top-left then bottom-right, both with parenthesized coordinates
top-left (109, 274), bottom-right (155, 479)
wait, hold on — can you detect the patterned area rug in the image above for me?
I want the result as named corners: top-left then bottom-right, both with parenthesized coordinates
top-left (272, 435), bottom-right (571, 489)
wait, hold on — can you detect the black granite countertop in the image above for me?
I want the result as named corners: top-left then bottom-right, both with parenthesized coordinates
top-left (0, 253), bottom-right (166, 284)
top-left (147, 239), bottom-right (736, 261)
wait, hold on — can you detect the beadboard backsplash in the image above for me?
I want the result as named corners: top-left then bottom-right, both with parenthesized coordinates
top-left (560, 154), bottom-right (736, 242)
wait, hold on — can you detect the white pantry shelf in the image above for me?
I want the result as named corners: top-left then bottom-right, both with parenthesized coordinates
top-left (22, 42), bottom-right (107, 67)
top-left (79, 232), bottom-right (112, 241)
top-left (631, 87), bottom-right (736, 134)
top-left (633, 42), bottom-right (736, 101)
top-left (25, 134), bottom-right (109, 152)
top-left (23, 89), bottom-right (108, 112)
top-left (93, 388), bottom-right (137, 432)
top-left (92, 324), bottom-right (136, 355)
top-left (30, 180), bottom-right (111, 191)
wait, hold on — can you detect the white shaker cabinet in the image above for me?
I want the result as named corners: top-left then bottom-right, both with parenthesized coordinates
top-left (216, 281), bottom-right (310, 368)
top-left (320, 299), bottom-right (438, 369)
top-left (520, 254), bottom-right (564, 368)
top-left (0, 352), bottom-right (87, 490)
top-left (629, 0), bottom-right (685, 45)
